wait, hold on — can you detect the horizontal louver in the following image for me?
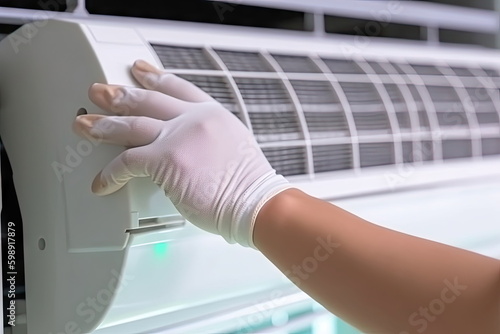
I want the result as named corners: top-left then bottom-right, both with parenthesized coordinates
top-left (385, 84), bottom-right (411, 130)
top-left (272, 55), bottom-right (320, 73)
top-left (465, 87), bottom-right (499, 125)
top-left (352, 112), bottom-right (391, 133)
top-left (451, 67), bottom-right (475, 76)
top-left (291, 80), bottom-right (348, 138)
top-left (435, 112), bottom-right (468, 127)
top-left (149, 43), bottom-right (500, 178)
top-left (410, 64), bottom-right (442, 76)
top-left (322, 58), bottom-right (365, 74)
top-left (427, 86), bottom-right (468, 127)
top-left (482, 68), bottom-right (499, 77)
top-left (304, 112), bottom-right (349, 138)
top-left (367, 61), bottom-right (390, 74)
top-left (359, 143), bottom-right (395, 168)
top-left (262, 146), bottom-right (307, 176)
top-left (312, 145), bottom-right (352, 173)
top-left (216, 50), bottom-right (271, 72)
top-left (407, 85), bottom-right (431, 129)
top-left (151, 44), bottom-right (216, 70)
top-left (178, 75), bottom-right (240, 116)
top-left (341, 82), bottom-right (391, 134)
top-left (235, 78), bottom-right (301, 142)
top-left (341, 82), bottom-right (385, 110)
top-left (393, 63), bottom-right (408, 75)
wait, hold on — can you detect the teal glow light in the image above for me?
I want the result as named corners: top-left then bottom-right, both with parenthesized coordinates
top-left (153, 242), bottom-right (170, 258)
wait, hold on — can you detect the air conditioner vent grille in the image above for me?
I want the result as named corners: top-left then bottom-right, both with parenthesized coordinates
top-left (340, 82), bottom-right (385, 110)
top-left (262, 146), bottom-right (307, 176)
top-left (465, 87), bottom-right (499, 124)
top-left (353, 112), bottom-right (392, 133)
top-left (476, 112), bottom-right (499, 124)
top-left (272, 55), bottom-right (321, 73)
top-left (407, 85), bottom-right (431, 129)
top-left (483, 68), bottom-right (500, 87)
top-left (340, 82), bottom-right (391, 134)
top-left (360, 142), bottom-right (395, 168)
top-left (215, 50), bottom-right (271, 72)
top-left (367, 62), bottom-right (390, 74)
top-left (151, 44), bottom-right (216, 70)
top-left (249, 111), bottom-right (302, 142)
top-left (442, 139), bottom-right (472, 159)
top-left (482, 138), bottom-right (500, 156)
top-left (421, 141), bottom-right (434, 161)
top-left (305, 112), bottom-right (349, 138)
top-left (427, 86), bottom-right (469, 127)
top-left (402, 141), bottom-right (414, 163)
top-left (312, 145), bottom-right (353, 173)
top-left (395, 112), bottom-right (411, 130)
top-left (410, 64), bottom-right (442, 76)
top-left (482, 68), bottom-right (499, 77)
top-left (291, 80), bottom-right (339, 105)
top-left (436, 112), bottom-right (469, 127)
top-left (393, 63), bottom-right (408, 75)
top-left (418, 110), bottom-right (431, 129)
top-left (179, 75), bottom-right (240, 115)
top-left (290, 80), bottom-right (349, 137)
top-left (385, 84), bottom-right (405, 104)
top-left (234, 78), bottom-right (301, 142)
top-left (451, 67), bottom-right (475, 77)
top-left (322, 58), bottom-right (365, 74)
top-left (234, 78), bottom-right (291, 105)
top-left (385, 84), bottom-right (411, 130)
top-left (150, 43), bottom-right (500, 178)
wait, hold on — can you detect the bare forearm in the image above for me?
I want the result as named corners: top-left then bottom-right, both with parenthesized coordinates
top-left (253, 188), bottom-right (500, 334)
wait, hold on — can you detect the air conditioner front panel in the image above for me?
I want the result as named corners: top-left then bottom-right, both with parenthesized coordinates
top-left (0, 19), bottom-right (499, 333)
top-left (98, 227), bottom-right (292, 329)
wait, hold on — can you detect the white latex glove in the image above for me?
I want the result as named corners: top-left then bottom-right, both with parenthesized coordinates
top-left (73, 60), bottom-right (291, 248)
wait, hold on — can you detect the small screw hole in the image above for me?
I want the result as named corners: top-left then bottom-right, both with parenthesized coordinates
top-left (38, 238), bottom-right (46, 250)
top-left (77, 108), bottom-right (87, 116)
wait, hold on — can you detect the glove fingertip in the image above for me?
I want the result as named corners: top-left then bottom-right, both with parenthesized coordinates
top-left (91, 171), bottom-right (119, 196)
top-left (91, 172), bottom-right (105, 195)
top-left (92, 171), bottom-right (130, 196)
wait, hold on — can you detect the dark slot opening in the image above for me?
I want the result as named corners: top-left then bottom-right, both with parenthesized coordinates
top-left (0, 24), bottom-right (20, 34)
top-left (325, 15), bottom-right (422, 40)
top-left (0, 0), bottom-right (66, 11)
top-left (439, 28), bottom-right (496, 48)
top-left (0, 24), bottom-right (21, 41)
top-left (86, 0), bottom-right (309, 31)
top-left (419, 0), bottom-right (493, 10)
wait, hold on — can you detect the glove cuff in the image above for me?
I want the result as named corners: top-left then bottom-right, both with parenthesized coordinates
top-left (230, 170), bottom-right (292, 248)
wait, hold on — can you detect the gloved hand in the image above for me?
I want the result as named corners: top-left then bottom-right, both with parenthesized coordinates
top-left (73, 60), bottom-right (291, 248)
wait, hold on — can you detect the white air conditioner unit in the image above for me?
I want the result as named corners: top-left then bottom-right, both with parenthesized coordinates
top-left (0, 17), bottom-right (499, 334)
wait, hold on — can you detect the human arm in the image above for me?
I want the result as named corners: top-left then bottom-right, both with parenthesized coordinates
top-left (254, 188), bottom-right (500, 334)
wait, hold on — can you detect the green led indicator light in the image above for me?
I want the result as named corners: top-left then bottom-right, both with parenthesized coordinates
top-left (154, 242), bottom-right (169, 258)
